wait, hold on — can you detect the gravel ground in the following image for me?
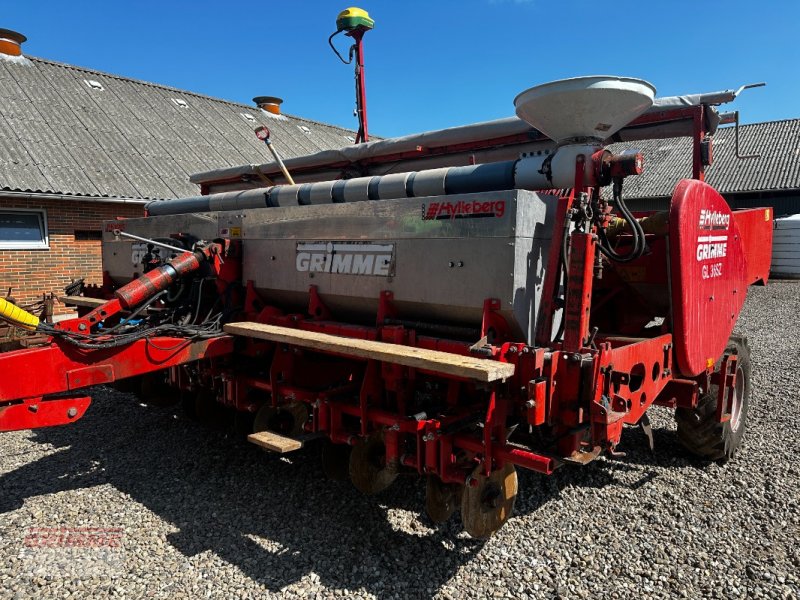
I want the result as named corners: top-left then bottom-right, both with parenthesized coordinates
top-left (1, 282), bottom-right (798, 599)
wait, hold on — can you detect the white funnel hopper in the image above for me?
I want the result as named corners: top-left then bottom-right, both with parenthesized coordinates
top-left (514, 76), bottom-right (656, 143)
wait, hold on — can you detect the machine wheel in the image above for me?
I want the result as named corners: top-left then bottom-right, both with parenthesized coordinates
top-left (253, 402), bottom-right (308, 437)
top-left (461, 463), bottom-right (518, 539)
top-left (321, 441), bottom-right (352, 481)
top-left (425, 476), bottom-right (463, 523)
top-left (349, 431), bottom-right (397, 495)
top-left (675, 339), bottom-right (751, 462)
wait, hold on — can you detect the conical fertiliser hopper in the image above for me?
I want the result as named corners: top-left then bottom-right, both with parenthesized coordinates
top-left (514, 76), bottom-right (656, 143)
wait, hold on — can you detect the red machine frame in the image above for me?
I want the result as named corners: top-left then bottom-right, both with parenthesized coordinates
top-left (0, 106), bottom-right (772, 512)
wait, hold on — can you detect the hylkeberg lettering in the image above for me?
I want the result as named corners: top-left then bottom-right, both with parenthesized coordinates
top-left (698, 209), bottom-right (731, 230)
top-left (421, 200), bottom-right (506, 220)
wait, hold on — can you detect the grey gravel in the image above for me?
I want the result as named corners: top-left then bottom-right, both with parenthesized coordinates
top-left (1, 282), bottom-right (799, 599)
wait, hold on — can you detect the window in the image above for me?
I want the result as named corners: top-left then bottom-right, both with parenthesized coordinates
top-left (171, 98), bottom-right (189, 108)
top-left (241, 113), bottom-right (256, 123)
top-left (0, 209), bottom-right (49, 250)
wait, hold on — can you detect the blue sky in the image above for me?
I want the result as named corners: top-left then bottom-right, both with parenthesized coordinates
top-left (2, 1), bottom-right (797, 137)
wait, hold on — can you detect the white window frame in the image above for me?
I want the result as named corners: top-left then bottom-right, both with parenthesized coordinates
top-left (0, 208), bottom-right (49, 250)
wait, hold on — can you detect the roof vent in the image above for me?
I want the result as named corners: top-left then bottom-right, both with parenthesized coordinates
top-left (253, 96), bottom-right (283, 115)
top-left (171, 98), bottom-right (189, 108)
top-left (0, 29), bottom-right (26, 57)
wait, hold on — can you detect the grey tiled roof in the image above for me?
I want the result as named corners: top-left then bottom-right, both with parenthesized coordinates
top-left (0, 56), bottom-right (359, 200)
top-left (608, 119), bottom-right (800, 198)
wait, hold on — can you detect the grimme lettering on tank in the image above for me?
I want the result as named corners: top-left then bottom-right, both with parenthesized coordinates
top-left (296, 242), bottom-right (395, 276)
top-left (696, 209), bottom-right (730, 280)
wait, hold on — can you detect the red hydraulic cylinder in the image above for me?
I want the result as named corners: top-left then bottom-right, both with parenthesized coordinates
top-left (115, 251), bottom-right (203, 309)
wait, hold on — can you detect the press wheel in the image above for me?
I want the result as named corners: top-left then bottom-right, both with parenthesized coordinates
top-left (461, 463), bottom-right (518, 539)
top-left (253, 402), bottom-right (309, 437)
top-left (321, 441), bottom-right (352, 481)
top-left (425, 476), bottom-right (463, 523)
top-left (349, 431), bottom-right (397, 495)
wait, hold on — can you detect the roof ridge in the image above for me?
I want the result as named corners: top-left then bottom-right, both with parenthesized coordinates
top-left (720, 117), bottom-right (800, 129)
top-left (27, 55), bottom-right (360, 135)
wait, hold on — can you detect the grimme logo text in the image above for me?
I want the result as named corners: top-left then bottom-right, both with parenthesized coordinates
top-left (296, 242), bottom-right (394, 276)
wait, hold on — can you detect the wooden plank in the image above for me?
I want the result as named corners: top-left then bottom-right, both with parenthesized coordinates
top-left (61, 295), bottom-right (106, 308)
top-left (223, 322), bottom-right (515, 383)
top-left (247, 430), bottom-right (303, 453)
top-left (61, 295), bottom-right (152, 315)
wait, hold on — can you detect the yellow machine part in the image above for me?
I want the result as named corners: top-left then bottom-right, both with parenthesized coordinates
top-left (606, 211), bottom-right (670, 238)
top-left (0, 297), bottom-right (39, 330)
top-left (336, 7), bottom-right (374, 31)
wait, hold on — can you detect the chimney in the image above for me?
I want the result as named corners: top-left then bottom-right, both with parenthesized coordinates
top-left (253, 96), bottom-right (284, 115)
top-left (0, 29), bottom-right (26, 57)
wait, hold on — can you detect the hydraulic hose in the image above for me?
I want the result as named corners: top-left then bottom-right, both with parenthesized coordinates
top-left (596, 179), bottom-right (646, 263)
top-left (0, 297), bottom-right (39, 331)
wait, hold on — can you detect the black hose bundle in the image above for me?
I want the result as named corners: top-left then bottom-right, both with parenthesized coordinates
top-left (39, 318), bottom-right (225, 351)
top-left (551, 180), bottom-right (646, 343)
top-left (596, 178), bottom-right (647, 263)
top-left (37, 291), bottom-right (230, 351)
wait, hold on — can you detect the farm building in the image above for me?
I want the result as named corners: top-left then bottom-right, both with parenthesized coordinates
top-left (609, 118), bottom-right (800, 215)
top-left (0, 29), bottom-right (358, 314)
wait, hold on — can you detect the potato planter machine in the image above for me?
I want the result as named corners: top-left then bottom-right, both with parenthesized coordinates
top-left (0, 77), bottom-right (773, 537)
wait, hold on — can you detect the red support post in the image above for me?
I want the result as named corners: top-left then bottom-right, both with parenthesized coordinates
top-left (562, 232), bottom-right (596, 352)
top-left (692, 105), bottom-right (706, 181)
top-left (351, 31), bottom-right (369, 143)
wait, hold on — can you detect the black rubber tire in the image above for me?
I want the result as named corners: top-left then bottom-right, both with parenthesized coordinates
top-left (675, 338), bottom-right (751, 462)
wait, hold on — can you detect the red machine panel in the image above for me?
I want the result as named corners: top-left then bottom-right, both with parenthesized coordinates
top-left (669, 179), bottom-right (748, 376)
top-left (733, 207), bottom-right (773, 285)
